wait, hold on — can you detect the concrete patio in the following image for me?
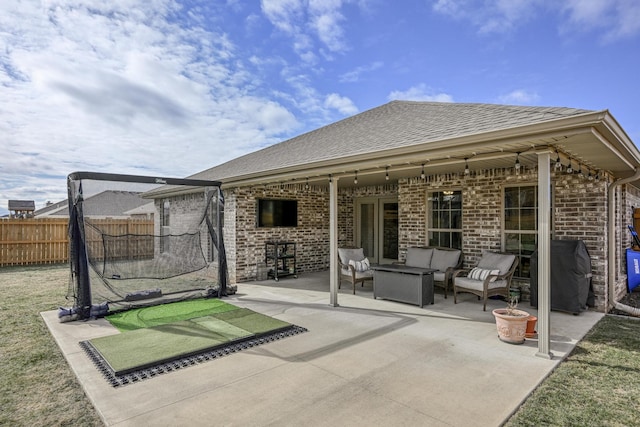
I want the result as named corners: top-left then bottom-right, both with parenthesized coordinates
top-left (43, 271), bottom-right (602, 426)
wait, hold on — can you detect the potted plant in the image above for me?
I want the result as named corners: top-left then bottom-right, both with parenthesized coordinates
top-left (525, 315), bottom-right (538, 338)
top-left (492, 296), bottom-right (530, 344)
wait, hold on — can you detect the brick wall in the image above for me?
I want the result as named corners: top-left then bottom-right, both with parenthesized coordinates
top-left (554, 171), bottom-right (608, 309)
top-left (225, 184), bottom-right (330, 282)
top-left (219, 166), bottom-right (635, 312)
top-left (398, 167), bottom-right (610, 311)
top-left (155, 192), bottom-right (210, 258)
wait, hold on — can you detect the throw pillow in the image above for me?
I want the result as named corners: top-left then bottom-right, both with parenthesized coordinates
top-left (349, 257), bottom-right (370, 272)
top-left (468, 267), bottom-right (500, 282)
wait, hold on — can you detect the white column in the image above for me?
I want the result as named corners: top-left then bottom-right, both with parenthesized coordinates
top-left (536, 150), bottom-right (553, 359)
top-left (329, 176), bottom-right (339, 307)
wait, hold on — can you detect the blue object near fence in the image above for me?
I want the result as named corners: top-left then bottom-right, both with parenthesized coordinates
top-left (626, 249), bottom-right (640, 292)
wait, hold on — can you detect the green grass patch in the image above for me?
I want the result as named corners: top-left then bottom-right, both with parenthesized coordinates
top-left (92, 305), bottom-right (292, 374)
top-left (106, 298), bottom-right (238, 332)
top-left (506, 316), bottom-right (640, 426)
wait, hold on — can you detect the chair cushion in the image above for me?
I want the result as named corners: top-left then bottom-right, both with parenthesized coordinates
top-left (431, 249), bottom-right (461, 272)
top-left (338, 248), bottom-right (365, 265)
top-left (477, 252), bottom-right (516, 275)
top-left (349, 257), bottom-right (370, 272)
top-left (455, 277), bottom-right (508, 291)
top-left (433, 271), bottom-right (445, 283)
top-left (468, 267), bottom-right (499, 282)
top-left (405, 248), bottom-right (434, 268)
top-left (353, 270), bottom-right (374, 279)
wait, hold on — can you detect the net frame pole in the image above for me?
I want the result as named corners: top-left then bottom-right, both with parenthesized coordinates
top-left (67, 177), bottom-right (92, 319)
top-left (67, 171), bottom-right (221, 188)
top-left (217, 188), bottom-right (228, 296)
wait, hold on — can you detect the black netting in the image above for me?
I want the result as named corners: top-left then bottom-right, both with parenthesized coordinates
top-left (66, 172), bottom-right (230, 319)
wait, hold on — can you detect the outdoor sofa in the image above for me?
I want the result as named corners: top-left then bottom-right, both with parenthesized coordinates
top-left (394, 246), bottom-right (464, 298)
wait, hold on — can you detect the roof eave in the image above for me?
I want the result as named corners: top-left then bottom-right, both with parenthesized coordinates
top-left (221, 109), bottom-right (639, 188)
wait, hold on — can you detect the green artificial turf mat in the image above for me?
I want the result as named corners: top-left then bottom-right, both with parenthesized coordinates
top-left (89, 305), bottom-right (293, 375)
top-left (106, 298), bottom-right (237, 332)
top-left (213, 308), bottom-right (293, 334)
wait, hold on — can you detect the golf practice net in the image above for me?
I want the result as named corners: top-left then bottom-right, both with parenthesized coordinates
top-left (65, 172), bottom-right (230, 320)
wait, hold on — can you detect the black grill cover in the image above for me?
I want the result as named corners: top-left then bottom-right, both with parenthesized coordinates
top-left (530, 240), bottom-right (595, 314)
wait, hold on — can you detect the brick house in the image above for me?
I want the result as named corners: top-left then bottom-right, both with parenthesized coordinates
top-left (159, 101), bottom-right (639, 355)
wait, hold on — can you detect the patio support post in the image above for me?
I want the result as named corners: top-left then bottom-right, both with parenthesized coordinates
top-left (329, 176), bottom-right (339, 307)
top-left (536, 150), bottom-right (553, 359)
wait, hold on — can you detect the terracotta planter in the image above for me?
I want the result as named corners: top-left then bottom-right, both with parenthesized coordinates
top-left (492, 308), bottom-right (529, 344)
top-left (525, 315), bottom-right (538, 338)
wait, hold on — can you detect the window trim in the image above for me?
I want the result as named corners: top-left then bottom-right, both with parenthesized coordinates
top-left (426, 189), bottom-right (463, 249)
top-left (502, 183), bottom-right (554, 279)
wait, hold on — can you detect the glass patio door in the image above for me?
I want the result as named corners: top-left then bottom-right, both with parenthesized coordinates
top-left (356, 197), bottom-right (398, 264)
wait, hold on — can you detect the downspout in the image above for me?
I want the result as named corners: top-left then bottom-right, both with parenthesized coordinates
top-left (608, 168), bottom-right (640, 316)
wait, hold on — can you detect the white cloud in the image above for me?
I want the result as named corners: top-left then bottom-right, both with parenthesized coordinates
top-left (498, 89), bottom-right (540, 105)
top-left (0, 0), bottom-right (301, 210)
top-left (339, 61), bottom-right (384, 83)
top-left (432, 0), bottom-right (540, 34)
top-left (324, 93), bottom-right (358, 115)
top-left (432, 0), bottom-right (640, 40)
top-left (261, 0), bottom-right (368, 61)
top-left (260, 0), bottom-right (306, 34)
top-left (309, 0), bottom-right (348, 53)
top-left (388, 84), bottom-right (454, 103)
top-left (562, 0), bottom-right (640, 42)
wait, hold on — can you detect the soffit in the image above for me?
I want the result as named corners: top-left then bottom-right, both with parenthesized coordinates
top-left (190, 101), bottom-right (639, 189)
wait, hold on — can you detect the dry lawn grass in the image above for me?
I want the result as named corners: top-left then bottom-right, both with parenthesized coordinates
top-left (3, 264), bottom-right (640, 427)
top-left (0, 265), bottom-right (102, 426)
top-left (506, 314), bottom-right (640, 426)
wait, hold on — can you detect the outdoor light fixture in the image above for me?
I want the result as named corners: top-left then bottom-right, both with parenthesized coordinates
top-left (421, 163), bottom-right (425, 179)
top-left (464, 158), bottom-right (470, 175)
top-left (305, 178), bottom-right (310, 190)
top-left (555, 150), bottom-right (562, 170)
top-left (385, 167), bottom-right (389, 181)
top-left (595, 171), bottom-right (600, 182)
top-left (354, 171), bottom-right (358, 184)
top-left (588, 168), bottom-right (594, 181)
top-left (566, 158), bottom-right (573, 174)
top-left (515, 153), bottom-right (521, 173)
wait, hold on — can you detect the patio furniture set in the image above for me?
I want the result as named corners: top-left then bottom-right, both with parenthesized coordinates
top-left (338, 246), bottom-right (518, 309)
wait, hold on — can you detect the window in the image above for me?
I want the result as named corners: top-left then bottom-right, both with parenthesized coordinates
top-left (161, 200), bottom-right (170, 253)
top-left (504, 186), bottom-right (537, 279)
top-left (427, 190), bottom-right (462, 249)
top-left (161, 200), bottom-right (170, 227)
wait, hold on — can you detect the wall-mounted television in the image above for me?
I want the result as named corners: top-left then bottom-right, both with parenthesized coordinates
top-left (257, 199), bottom-right (298, 227)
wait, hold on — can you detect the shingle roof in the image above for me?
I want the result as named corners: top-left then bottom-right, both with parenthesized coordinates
top-left (191, 101), bottom-right (594, 182)
top-left (34, 191), bottom-right (150, 217)
top-left (83, 191), bottom-right (152, 217)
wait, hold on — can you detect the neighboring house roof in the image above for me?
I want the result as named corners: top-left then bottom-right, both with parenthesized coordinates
top-left (124, 202), bottom-right (156, 216)
top-left (8, 200), bottom-right (35, 211)
top-left (34, 191), bottom-right (150, 218)
top-left (83, 191), bottom-right (151, 217)
top-left (35, 200), bottom-right (68, 217)
top-left (184, 100), bottom-right (639, 190)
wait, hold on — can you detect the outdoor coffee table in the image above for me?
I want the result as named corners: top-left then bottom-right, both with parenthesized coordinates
top-left (372, 265), bottom-right (436, 307)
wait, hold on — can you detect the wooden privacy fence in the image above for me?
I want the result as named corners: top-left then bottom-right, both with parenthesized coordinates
top-left (0, 218), bottom-right (154, 267)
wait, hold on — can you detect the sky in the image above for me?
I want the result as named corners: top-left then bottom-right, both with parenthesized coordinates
top-left (1, 0), bottom-right (639, 216)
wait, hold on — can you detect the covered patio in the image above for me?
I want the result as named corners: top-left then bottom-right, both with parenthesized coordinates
top-left (44, 271), bottom-right (602, 426)
top-left (185, 101), bottom-right (640, 362)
